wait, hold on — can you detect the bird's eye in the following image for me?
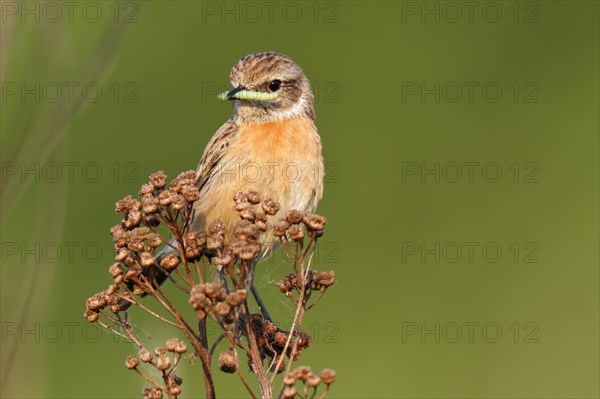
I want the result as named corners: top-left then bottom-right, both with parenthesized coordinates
top-left (268, 80), bottom-right (281, 92)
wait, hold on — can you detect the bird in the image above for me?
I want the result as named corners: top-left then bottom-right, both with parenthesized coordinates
top-left (145, 52), bottom-right (324, 317)
top-left (190, 51), bottom-right (324, 253)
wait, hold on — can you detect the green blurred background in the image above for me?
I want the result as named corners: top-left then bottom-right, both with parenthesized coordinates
top-left (1, 1), bottom-right (598, 398)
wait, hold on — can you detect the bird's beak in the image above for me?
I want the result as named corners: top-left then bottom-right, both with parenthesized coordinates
top-left (218, 87), bottom-right (280, 102)
top-left (218, 87), bottom-right (245, 101)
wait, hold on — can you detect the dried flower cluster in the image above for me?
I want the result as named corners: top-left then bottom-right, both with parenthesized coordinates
top-left (84, 171), bottom-right (336, 399)
top-left (282, 367), bottom-right (337, 399)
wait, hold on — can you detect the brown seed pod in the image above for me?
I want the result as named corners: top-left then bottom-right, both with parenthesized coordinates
top-left (218, 350), bottom-right (237, 373)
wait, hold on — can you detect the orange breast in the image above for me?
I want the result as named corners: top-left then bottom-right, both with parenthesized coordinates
top-left (192, 116), bottom-right (324, 252)
top-left (237, 118), bottom-right (318, 160)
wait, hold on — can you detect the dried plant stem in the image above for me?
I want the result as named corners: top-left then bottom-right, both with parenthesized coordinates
top-left (170, 353), bottom-right (183, 374)
top-left (85, 179), bottom-right (336, 398)
top-left (96, 320), bottom-right (133, 342)
top-left (271, 239), bottom-right (316, 385)
top-left (233, 343), bottom-right (259, 399)
top-left (116, 292), bottom-right (182, 328)
top-left (134, 368), bottom-right (164, 390)
top-left (171, 268), bottom-right (194, 291)
top-left (242, 302), bottom-right (273, 398)
top-left (238, 370), bottom-right (259, 399)
top-left (318, 385), bottom-right (331, 399)
top-left (140, 279), bottom-right (215, 398)
top-left (306, 289), bottom-right (327, 310)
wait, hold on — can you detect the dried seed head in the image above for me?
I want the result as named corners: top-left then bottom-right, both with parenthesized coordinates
top-left (214, 302), bottom-right (231, 318)
top-left (127, 239), bottom-right (144, 253)
top-left (145, 214), bottom-right (160, 227)
top-left (182, 186), bottom-right (200, 202)
top-left (226, 289), bottom-right (247, 307)
top-left (142, 194), bottom-right (159, 214)
top-left (246, 190), bottom-right (261, 204)
top-left (158, 190), bottom-right (172, 206)
top-left (294, 366), bottom-right (312, 380)
top-left (125, 355), bottom-right (139, 369)
top-left (255, 212), bottom-right (268, 231)
top-left (273, 331), bottom-right (288, 346)
top-left (174, 342), bottom-right (187, 354)
top-left (215, 252), bottom-right (233, 268)
top-left (185, 231), bottom-right (198, 243)
top-left (142, 386), bottom-right (163, 399)
top-left (139, 348), bottom-right (153, 363)
top-left (207, 219), bottom-right (225, 236)
top-left (189, 287), bottom-right (209, 311)
top-left (171, 194), bottom-right (186, 210)
top-left (273, 219), bottom-right (291, 237)
top-left (204, 282), bottom-right (226, 300)
top-left (282, 387), bottom-right (297, 398)
top-left (298, 332), bottom-right (313, 348)
top-left (318, 271), bottom-right (336, 287)
top-left (263, 320), bottom-right (277, 335)
top-left (239, 208), bottom-right (255, 221)
top-left (228, 240), bottom-right (245, 256)
top-left (110, 223), bottom-right (126, 236)
top-left (165, 338), bottom-right (180, 352)
top-left (283, 373), bottom-right (296, 386)
top-left (140, 252), bottom-right (155, 268)
top-left (83, 310), bottom-right (99, 323)
top-left (139, 183), bottom-right (154, 196)
top-left (160, 254), bottom-right (180, 271)
top-left (233, 220), bottom-right (260, 241)
top-left (218, 350), bottom-right (237, 373)
top-left (288, 224), bottom-right (305, 241)
top-left (233, 192), bottom-right (247, 203)
top-left (276, 276), bottom-right (293, 293)
top-left (170, 171), bottom-right (196, 192)
top-left (131, 226), bottom-right (149, 240)
top-left (108, 296), bottom-right (128, 313)
top-left (303, 213), bottom-right (327, 231)
top-left (150, 171), bottom-right (167, 189)
top-left (126, 210), bottom-right (142, 228)
top-left (123, 256), bottom-right (136, 268)
top-left (125, 269), bottom-right (138, 281)
top-left (320, 368), bottom-right (336, 385)
top-left (156, 355), bottom-right (171, 371)
top-left (286, 210), bottom-right (304, 224)
top-left (206, 235), bottom-right (224, 251)
top-left (193, 232), bottom-right (207, 247)
top-left (147, 233), bottom-right (162, 248)
top-left (86, 293), bottom-right (107, 311)
top-left (115, 195), bottom-right (142, 214)
top-left (115, 248), bottom-right (129, 262)
top-left (110, 224), bottom-right (127, 245)
top-left (185, 246), bottom-right (202, 261)
top-left (308, 376), bottom-right (321, 387)
top-left (262, 198), bottom-right (280, 215)
top-left (235, 199), bottom-right (251, 212)
top-left (239, 242), bottom-right (262, 261)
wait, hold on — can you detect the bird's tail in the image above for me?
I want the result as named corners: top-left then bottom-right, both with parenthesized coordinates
top-left (144, 242), bottom-right (179, 291)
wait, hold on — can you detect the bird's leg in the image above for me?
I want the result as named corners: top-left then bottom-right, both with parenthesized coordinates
top-left (219, 268), bottom-right (230, 294)
top-left (246, 260), bottom-right (272, 322)
top-left (251, 284), bottom-right (272, 322)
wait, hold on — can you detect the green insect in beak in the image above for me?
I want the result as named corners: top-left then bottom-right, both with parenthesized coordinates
top-left (218, 87), bottom-right (281, 102)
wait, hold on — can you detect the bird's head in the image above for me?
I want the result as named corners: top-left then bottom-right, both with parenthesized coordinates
top-left (219, 52), bottom-right (315, 124)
